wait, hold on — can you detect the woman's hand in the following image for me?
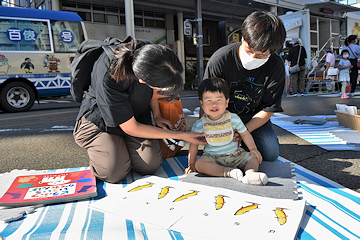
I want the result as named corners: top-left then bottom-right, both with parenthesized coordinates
top-left (154, 116), bottom-right (206, 145)
top-left (154, 115), bottom-right (173, 129)
top-left (184, 163), bottom-right (196, 174)
top-left (120, 117), bottom-right (206, 145)
top-left (182, 132), bottom-right (207, 145)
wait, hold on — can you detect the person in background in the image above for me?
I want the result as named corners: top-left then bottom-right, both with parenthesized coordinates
top-left (203, 11), bottom-right (286, 162)
top-left (185, 77), bottom-right (268, 186)
top-left (338, 49), bottom-right (352, 99)
top-left (282, 41), bottom-right (292, 94)
top-left (288, 37), bottom-right (307, 96)
top-left (324, 47), bottom-right (337, 93)
top-left (73, 38), bottom-right (206, 183)
top-left (324, 47), bottom-right (336, 74)
top-left (341, 35), bottom-right (360, 96)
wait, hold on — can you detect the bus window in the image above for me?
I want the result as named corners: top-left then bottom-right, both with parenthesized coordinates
top-left (0, 18), bottom-right (51, 51)
top-left (51, 20), bottom-right (84, 52)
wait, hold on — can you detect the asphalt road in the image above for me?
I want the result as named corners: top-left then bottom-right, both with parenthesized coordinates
top-left (0, 89), bottom-right (359, 193)
top-left (0, 99), bottom-right (88, 171)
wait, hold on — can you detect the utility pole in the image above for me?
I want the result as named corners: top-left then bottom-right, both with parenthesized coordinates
top-left (124, 0), bottom-right (135, 38)
top-left (195, 0), bottom-right (203, 85)
top-left (183, 0), bottom-right (203, 85)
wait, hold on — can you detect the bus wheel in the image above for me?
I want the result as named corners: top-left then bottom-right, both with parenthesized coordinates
top-left (0, 81), bottom-right (36, 112)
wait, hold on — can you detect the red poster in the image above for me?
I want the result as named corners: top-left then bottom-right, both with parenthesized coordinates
top-left (0, 169), bottom-right (97, 207)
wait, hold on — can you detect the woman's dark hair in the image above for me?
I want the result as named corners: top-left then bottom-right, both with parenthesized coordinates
top-left (198, 77), bottom-right (230, 101)
top-left (241, 11), bottom-right (286, 54)
top-left (345, 35), bottom-right (358, 46)
top-left (110, 38), bottom-right (183, 98)
top-left (341, 49), bottom-right (349, 56)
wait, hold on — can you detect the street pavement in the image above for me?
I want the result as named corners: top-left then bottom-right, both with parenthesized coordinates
top-left (177, 89), bottom-right (360, 193)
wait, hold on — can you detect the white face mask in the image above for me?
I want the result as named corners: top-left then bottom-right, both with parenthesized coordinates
top-left (240, 47), bottom-right (270, 70)
top-left (343, 54), bottom-right (349, 58)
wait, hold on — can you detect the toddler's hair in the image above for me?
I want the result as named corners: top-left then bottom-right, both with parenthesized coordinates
top-left (198, 77), bottom-right (230, 100)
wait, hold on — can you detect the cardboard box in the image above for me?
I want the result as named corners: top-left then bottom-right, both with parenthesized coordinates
top-left (335, 110), bottom-right (360, 131)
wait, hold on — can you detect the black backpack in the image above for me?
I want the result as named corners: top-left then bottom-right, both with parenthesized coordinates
top-left (70, 36), bottom-right (132, 103)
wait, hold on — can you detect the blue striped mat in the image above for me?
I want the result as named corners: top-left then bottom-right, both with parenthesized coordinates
top-left (271, 114), bottom-right (360, 151)
top-left (1, 156), bottom-right (359, 240)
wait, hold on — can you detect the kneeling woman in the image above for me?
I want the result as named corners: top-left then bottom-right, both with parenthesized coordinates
top-left (73, 38), bottom-right (205, 183)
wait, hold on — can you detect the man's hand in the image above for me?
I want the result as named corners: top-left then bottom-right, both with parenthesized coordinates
top-left (233, 129), bottom-right (242, 143)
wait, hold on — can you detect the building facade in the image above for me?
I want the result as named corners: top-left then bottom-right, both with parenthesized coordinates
top-left (3, 0), bottom-right (360, 87)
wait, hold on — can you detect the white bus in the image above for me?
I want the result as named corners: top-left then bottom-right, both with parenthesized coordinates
top-left (0, 6), bottom-right (87, 112)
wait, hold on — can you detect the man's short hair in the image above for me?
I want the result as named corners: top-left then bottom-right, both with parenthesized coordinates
top-left (198, 77), bottom-right (230, 101)
top-left (241, 11), bottom-right (286, 54)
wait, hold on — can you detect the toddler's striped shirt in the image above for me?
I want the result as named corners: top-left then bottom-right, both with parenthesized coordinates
top-left (192, 111), bottom-right (247, 155)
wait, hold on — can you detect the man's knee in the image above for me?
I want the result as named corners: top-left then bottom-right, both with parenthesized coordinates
top-left (261, 147), bottom-right (279, 162)
top-left (257, 135), bottom-right (280, 162)
top-left (253, 123), bottom-right (280, 162)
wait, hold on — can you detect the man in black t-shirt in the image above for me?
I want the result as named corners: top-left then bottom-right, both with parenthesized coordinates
top-left (203, 11), bottom-right (286, 162)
